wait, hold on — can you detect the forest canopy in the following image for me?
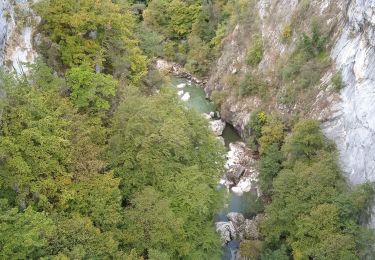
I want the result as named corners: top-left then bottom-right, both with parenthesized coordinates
top-left (0, 0), bottom-right (226, 258)
top-left (0, 0), bottom-right (374, 259)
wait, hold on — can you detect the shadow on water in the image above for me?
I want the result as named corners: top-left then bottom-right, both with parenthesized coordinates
top-left (222, 124), bottom-right (241, 147)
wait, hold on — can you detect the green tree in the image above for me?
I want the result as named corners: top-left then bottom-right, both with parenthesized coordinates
top-left (0, 200), bottom-right (55, 259)
top-left (49, 214), bottom-right (122, 259)
top-left (108, 87), bottom-right (225, 258)
top-left (59, 173), bottom-right (122, 232)
top-left (122, 187), bottom-right (188, 258)
top-left (258, 117), bottom-right (284, 155)
top-left (36, 0), bottom-right (147, 83)
top-left (261, 119), bottom-right (370, 259)
top-left (292, 204), bottom-right (357, 260)
top-left (144, 0), bottom-right (200, 40)
top-left (67, 66), bottom-right (117, 112)
top-left (240, 240), bottom-right (263, 260)
top-left (261, 245), bottom-right (289, 260)
top-left (0, 67), bottom-right (72, 210)
top-left (282, 119), bottom-right (325, 164)
top-left (258, 144), bottom-right (283, 195)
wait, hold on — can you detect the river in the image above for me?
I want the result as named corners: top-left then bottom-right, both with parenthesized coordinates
top-left (170, 76), bottom-right (257, 260)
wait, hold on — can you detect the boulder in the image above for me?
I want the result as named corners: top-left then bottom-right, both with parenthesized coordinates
top-left (181, 92), bottom-right (190, 101)
top-left (216, 111), bottom-right (221, 119)
top-left (202, 113), bottom-right (212, 120)
top-left (216, 221), bottom-right (236, 246)
top-left (226, 165), bottom-right (245, 185)
top-left (221, 142), bottom-right (259, 192)
top-left (177, 83), bottom-right (186, 89)
top-left (231, 177), bottom-right (252, 195)
top-left (227, 212), bottom-right (245, 230)
top-left (210, 120), bottom-right (226, 136)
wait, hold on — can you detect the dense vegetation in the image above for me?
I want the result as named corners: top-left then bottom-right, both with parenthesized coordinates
top-left (138, 0), bottom-right (251, 76)
top-left (0, 0), bottom-right (226, 259)
top-left (245, 113), bottom-right (375, 259)
top-left (1, 0), bottom-right (374, 259)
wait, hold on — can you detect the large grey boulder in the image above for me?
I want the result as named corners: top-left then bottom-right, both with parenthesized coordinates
top-left (210, 119), bottom-right (226, 136)
top-left (221, 142), bottom-right (259, 195)
top-left (216, 221), bottom-right (236, 245)
top-left (219, 213), bottom-right (263, 243)
top-left (226, 166), bottom-right (246, 185)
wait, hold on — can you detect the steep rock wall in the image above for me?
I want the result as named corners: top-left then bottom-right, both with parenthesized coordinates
top-left (324, 0), bottom-right (375, 187)
top-left (0, 0), bottom-right (37, 72)
top-left (207, 0), bottom-right (375, 225)
top-left (0, 0), bottom-right (15, 65)
top-left (206, 0), bottom-right (345, 137)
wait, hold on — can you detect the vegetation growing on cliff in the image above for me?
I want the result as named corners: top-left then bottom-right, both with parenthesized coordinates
top-left (246, 113), bottom-right (375, 259)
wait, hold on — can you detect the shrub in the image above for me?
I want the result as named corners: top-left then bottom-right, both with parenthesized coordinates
top-left (222, 74), bottom-right (240, 92)
top-left (259, 117), bottom-right (285, 155)
top-left (281, 24), bottom-right (292, 42)
top-left (247, 34), bottom-right (263, 66)
top-left (248, 111), bottom-right (268, 140)
top-left (281, 52), bottom-right (305, 82)
top-left (280, 26), bottom-right (331, 103)
top-left (240, 240), bottom-right (263, 260)
top-left (258, 144), bottom-right (283, 195)
top-left (210, 22), bottom-right (228, 52)
top-left (211, 90), bottom-right (227, 107)
top-left (300, 27), bottom-right (327, 59)
top-left (332, 71), bottom-right (344, 91)
top-left (282, 119), bottom-right (325, 163)
top-left (239, 74), bottom-right (267, 98)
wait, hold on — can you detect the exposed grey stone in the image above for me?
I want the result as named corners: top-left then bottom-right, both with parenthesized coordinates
top-left (242, 219), bottom-right (260, 240)
top-left (209, 120), bottom-right (226, 136)
top-left (216, 221), bottom-right (236, 245)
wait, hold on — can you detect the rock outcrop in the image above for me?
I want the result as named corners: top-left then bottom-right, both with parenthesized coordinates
top-left (221, 142), bottom-right (259, 195)
top-left (216, 221), bottom-right (237, 245)
top-left (324, 0), bottom-right (375, 186)
top-left (216, 212), bottom-right (263, 245)
top-left (0, 0), bottom-right (15, 65)
top-left (210, 119), bottom-right (226, 136)
top-left (0, 0), bottom-right (38, 72)
top-left (156, 58), bottom-right (204, 85)
top-left (205, 0), bottom-right (345, 138)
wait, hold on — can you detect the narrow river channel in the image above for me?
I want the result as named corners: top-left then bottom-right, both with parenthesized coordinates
top-left (170, 76), bottom-right (257, 259)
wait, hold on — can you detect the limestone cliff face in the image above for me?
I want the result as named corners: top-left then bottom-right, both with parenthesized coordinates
top-left (207, 0), bottom-right (375, 224)
top-left (325, 0), bottom-right (375, 186)
top-left (0, 0), bottom-right (38, 72)
top-left (206, 0), bottom-right (345, 137)
top-left (0, 0), bottom-right (15, 65)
